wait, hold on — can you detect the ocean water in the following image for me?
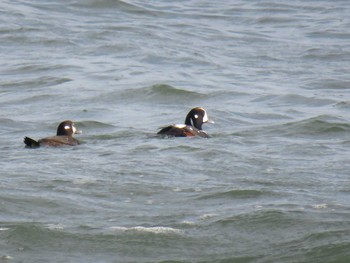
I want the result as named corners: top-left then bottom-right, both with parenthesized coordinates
top-left (1, 0), bottom-right (350, 262)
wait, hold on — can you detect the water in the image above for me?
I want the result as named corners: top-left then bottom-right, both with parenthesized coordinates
top-left (1, 0), bottom-right (350, 262)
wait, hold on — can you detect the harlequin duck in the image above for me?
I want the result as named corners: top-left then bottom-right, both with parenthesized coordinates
top-left (24, 120), bottom-right (81, 148)
top-left (157, 107), bottom-right (212, 138)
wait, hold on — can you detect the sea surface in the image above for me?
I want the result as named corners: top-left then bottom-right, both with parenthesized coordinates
top-left (1, 0), bottom-right (350, 262)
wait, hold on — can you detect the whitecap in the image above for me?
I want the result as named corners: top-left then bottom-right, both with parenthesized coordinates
top-left (312, 203), bottom-right (328, 209)
top-left (1, 255), bottom-right (13, 260)
top-left (109, 226), bottom-right (181, 234)
top-left (46, 224), bottom-right (65, 230)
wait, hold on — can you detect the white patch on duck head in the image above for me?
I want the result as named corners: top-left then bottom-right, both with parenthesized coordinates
top-left (64, 125), bottom-right (71, 130)
top-left (202, 110), bottom-right (209, 123)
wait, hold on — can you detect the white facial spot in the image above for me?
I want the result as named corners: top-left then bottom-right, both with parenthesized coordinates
top-left (203, 111), bottom-right (209, 123)
top-left (72, 126), bottom-right (77, 134)
top-left (64, 125), bottom-right (70, 130)
top-left (194, 114), bottom-right (198, 119)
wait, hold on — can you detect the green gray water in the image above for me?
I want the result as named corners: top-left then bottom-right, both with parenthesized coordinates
top-left (1, 0), bottom-right (350, 262)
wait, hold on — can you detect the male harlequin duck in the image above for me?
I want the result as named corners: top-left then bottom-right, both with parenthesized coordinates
top-left (24, 120), bottom-right (81, 148)
top-left (157, 107), bottom-right (213, 138)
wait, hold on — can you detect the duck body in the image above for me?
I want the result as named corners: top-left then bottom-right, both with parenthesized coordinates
top-left (157, 107), bottom-right (211, 138)
top-left (24, 120), bottom-right (81, 148)
top-left (157, 124), bottom-right (209, 138)
top-left (24, 135), bottom-right (80, 147)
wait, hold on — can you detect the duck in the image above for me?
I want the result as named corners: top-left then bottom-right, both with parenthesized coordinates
top-left (157, 107), bottom-right (212, 138)
top-left (24, 120), bottom-right (81, 148)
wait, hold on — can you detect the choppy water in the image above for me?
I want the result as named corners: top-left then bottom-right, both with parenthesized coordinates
top-left (1, 0), bottom-right (350, 262)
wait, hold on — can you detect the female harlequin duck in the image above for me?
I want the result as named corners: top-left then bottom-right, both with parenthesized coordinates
top-left (157, 107), bottom-right (212, 138)
top-left (24, 120), bottom-right (81, 148)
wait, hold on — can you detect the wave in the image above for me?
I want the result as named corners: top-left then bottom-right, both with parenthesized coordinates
top-left (146, 83), bottom-right (204, 97)
top-left (268, 228), bottom-right (350, 263)
top-left (72, 0), bottom-right (150, 14)
top-left (278, 115), bottom-right (350, 136)
top-left (236, 115), bottom-right (350, 139)
top-left (197, 189), bottom-right (268, 200)
top-left (216, 209), bottom-right (292, 227)
top-left (109, 226), bottom-right (181, 235)
top-left (98, 84), bottom-right (206, 105)
top-left (335, 101), bottom-right (350, 109)
top-left (302, 47), bottom-right (350, 61)
top-left (307, 79), bottom-right (350, 90)
top-left (76, 120), bottom-right (115, 130)
top-left (2, 76), bottom-right (72, 90)
top-left (2, 222), bottom-right (181, 245)
top-left (131, 83), bottom-right (204, 100)
top-left (251, 93), bottom-right (335, 107)
top-left (85, 128), bottom-right (150, 142)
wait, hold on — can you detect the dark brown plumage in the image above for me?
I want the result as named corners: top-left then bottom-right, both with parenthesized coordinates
top-left (24, 120), bottom-right (81, 148)
top-left (157, 107), bottom-right (212, 138)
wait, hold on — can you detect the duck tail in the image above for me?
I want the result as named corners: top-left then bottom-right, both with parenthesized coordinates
top-left (24, 137), bottom-right (40, 148)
